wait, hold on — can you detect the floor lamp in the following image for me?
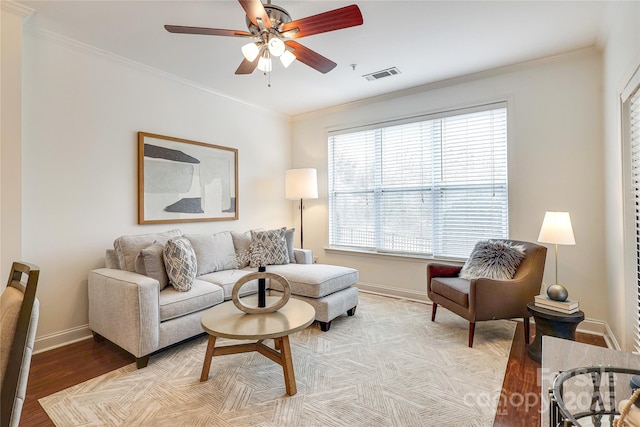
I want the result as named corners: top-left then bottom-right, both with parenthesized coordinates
top-left (285, 168), bottom-right (318, 249)
top-left (537, 211), bottom-right (576, 301)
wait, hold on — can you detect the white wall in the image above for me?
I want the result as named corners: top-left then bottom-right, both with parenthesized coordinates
top-left (603, 0), bottom-right (640, 352)
top-left (19, 27), bottom-right (292, 350)
top-left (291, 49), bottom-right (607, 323)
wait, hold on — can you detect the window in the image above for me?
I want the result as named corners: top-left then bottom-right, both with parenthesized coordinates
top-left (328, 103), bottom-right (508, 259)
top-left (622, 67), bottom-right (640, 353)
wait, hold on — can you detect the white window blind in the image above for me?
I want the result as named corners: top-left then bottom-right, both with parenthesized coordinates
top-left (328, 103), bottom-right (508, 259)
top-left (629, 86), bottom-right (640, 354)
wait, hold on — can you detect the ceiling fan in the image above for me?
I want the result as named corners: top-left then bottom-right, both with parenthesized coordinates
top-left (164, 0), bottom-right (363, 75)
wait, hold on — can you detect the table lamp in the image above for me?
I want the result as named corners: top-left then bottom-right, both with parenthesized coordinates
top-left (537, 211), bottom-right (576, 301)
top-left (285, 168), bottom-right (318, 249)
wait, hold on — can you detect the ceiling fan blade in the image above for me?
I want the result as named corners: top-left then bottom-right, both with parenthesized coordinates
top-left (238, 0), bottom-right (272, 28)
top-left (285, 41), bottom-right (336, 74)
top-left (165, 25), bottom-right (252, 37)
top-left (235, 57), bottom-right (260, 74)
top-left (281, 4), bottom-right (363, 39)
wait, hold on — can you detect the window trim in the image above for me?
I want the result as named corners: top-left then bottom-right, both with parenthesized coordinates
top-left (621, 63), bottom-right (640, 354)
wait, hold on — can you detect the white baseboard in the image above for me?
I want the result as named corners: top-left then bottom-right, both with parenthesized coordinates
top-left (356, 281), bottom-right (619, 349)
top-left (34, 324), bottom-right (92, 354)
top-left (357, 281), bottom-right (429, 303)
top-left (32, 284), bottom-right (620, 354)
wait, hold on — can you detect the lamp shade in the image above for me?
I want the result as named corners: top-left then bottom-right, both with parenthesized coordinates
top-left (285, 168), bottom-right (318, 200)
top-left (537, 211), bottom-right (576, 245)
top-left (268, 37), bottom-right (285, 57)
top-left (280, 50), bottom-right (296, 68)
top-left (257, 55), bottom-right (272, 72)
top-left (241, 42), bottom-right (260, 62)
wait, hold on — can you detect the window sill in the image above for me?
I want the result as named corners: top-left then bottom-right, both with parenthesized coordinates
top-left (324, 246), bottom-right (465, 264)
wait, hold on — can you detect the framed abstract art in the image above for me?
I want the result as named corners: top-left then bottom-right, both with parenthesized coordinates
top-left (138, 132), bottom-right (238, 224)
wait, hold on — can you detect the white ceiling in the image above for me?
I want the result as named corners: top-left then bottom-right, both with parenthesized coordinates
top-left (18, 0), bottom-right (614, 116)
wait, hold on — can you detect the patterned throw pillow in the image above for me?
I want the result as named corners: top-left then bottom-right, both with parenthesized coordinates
top-left (459, 240), bottom-right (526, 280)
top-left (163, 237), bottom-right (197, 292)
top-left (250, 228), bottom-right (289, 267)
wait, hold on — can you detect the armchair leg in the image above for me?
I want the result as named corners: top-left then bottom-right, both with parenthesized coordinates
top-left (468, 322), bottom-right (475, 348)
top-left (523, 317), bottom-right (530, 345)
top-left (431, 303), bottom-right (438, 321)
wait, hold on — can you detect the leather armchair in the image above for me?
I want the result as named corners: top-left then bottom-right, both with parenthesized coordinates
top-left (427, 240), bottom-right (546, 347)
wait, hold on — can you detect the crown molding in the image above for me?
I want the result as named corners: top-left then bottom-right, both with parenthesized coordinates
top-left (292, 46), bottom-right (600, 122)
top-left (1, 0), bottom-right (35, 18)
top-left (24, 26), bottom-right (288, 120)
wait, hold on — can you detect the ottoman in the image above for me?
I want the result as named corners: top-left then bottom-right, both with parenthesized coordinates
top-left (267, 263), bottom-right (359, 331)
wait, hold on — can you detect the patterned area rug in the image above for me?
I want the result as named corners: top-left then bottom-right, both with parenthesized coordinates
top-left (40, 293), bottom-right (515, 426)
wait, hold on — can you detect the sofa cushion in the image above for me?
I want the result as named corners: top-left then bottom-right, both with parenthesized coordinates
top-left (163, 237), bottom-right (197, 292)
top-left (198, 269), bottom-right (258, 300)
top-left (250, 228), bottom-right (289, 267)
top-left (135, 242), bottom-right (169, 290)
top-left (459, 240), bottom-right (526, 280)
top-left (185, 232), bottom-right (238, 275)
top-left (431, 277), bottom-right (470, 308)
top-left (113, 229), bottom-right (182, 272)
top-left (266, 264), bottom-right (358, 298)
top-left (158, 279), bottom-right (224, 322)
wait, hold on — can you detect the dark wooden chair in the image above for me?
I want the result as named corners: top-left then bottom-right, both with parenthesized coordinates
top-left (427, 240), bottom-right (546, 347)
top-left (1, 262), bottom-right (40, 427)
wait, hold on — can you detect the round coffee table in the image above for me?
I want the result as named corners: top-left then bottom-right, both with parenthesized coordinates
top-left (199, 295), bottom-right (315, 396)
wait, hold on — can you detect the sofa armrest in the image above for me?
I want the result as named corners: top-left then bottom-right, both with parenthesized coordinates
top-left (88, 268), bottom-right (160, 358)
top-left (294, 248), bottom-right (313, 264)
top-left (426, 262), bottom-right (463, 295)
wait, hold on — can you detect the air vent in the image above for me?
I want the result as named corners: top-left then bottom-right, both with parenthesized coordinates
top-left (363, 67), bottom-right (401, 81)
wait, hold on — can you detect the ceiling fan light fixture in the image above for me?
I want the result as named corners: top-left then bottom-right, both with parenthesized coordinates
top-left (241, 42), bottom-right (260, 62)
top-left (257, 55), bottom-right (272, 72)
top-left (267, 37), bottom-right (285, 57)
top-left (280, 50), bottom-right (296, 68)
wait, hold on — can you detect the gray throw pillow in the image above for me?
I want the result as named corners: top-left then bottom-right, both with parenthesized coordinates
top-left (285, 228), bottom-right (296, 263)
top-left (163, 237), bottom-right (197, 292)
top-left (250, 228), bottom-right (289, 267)
top-left (231, 231), bottom-right (251, 268)
top-left (459, 240), bottom-right (526, 280)
top-left (113, 229), bottom-right (182, 272)
top-left (135, 242), bottom-right (169, 290)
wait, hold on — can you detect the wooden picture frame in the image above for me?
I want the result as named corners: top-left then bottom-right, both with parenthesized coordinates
top-left (138, 132), bottom-right (238, 224)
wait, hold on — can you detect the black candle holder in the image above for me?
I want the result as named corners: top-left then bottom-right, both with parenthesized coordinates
top-left (258, 266), bottom-right (266, 308)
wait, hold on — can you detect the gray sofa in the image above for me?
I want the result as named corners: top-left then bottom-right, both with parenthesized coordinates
top-left (88, 229), bottom-right (359, 368)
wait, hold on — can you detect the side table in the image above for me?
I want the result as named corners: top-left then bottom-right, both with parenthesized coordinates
top-left (526, 302), bottom-right (584, 363)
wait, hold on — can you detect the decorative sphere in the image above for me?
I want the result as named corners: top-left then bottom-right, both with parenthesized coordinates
top-left (547, 284), bottom-right (568, 302)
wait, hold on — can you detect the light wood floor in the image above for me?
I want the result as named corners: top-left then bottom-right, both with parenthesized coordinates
top-left (20, 323), bottom-right (606, 426)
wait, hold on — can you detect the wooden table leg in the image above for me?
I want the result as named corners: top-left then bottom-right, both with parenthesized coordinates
top-left (278, 335), bottom-right (297, 396)
top-left (200, 335), bottom-right (217, 382)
